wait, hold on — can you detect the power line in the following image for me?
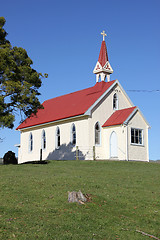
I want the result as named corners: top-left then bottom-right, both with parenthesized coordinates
top-left (127, 89), bottom-right (160, 92)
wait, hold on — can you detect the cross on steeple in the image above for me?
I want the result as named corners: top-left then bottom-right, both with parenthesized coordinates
top-left (101, 30), bottom-right (107, 41)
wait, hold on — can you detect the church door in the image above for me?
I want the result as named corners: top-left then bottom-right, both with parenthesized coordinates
top-left (110, 131), bottom-right (118, 158)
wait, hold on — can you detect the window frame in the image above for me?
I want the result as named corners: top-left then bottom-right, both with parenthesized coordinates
top-left (29, 132), bottom-right (33, 152)
top-left (55, 126), bottom-right (60, 149)
top-left (71, 123), bottom-right (76, 146)
top-left (42, 130), bottom-right (46, 150)
top-left (95, 122), bottom-right (101, 146)
top-left (113, 93), bottom-right (118, 110)
top-left (131, 128), bottom-right (144, 146)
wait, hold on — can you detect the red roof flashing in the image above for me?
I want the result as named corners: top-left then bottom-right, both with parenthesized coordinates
top-left (17, 80), bottom-right (116, 130)
top-left (102, 107), bottom-right (137, 127)
top-left (98, 41), bottom-right (109, 67)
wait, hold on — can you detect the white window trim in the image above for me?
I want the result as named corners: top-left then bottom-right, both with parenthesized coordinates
top-left (113, 93), bottom-right (119, 110)
top-left (41, 129), bottom-right (46, 150)
top-left (130, 128), bottom-right (144, 146)
top-left (55, 126), bottom-right (60, 149)
top-left (29, 132), bottom-right (33, 153)
top-left (95, 122), bottom-right (101, 146)
top-left (70, 123), bottom-right (76, 146)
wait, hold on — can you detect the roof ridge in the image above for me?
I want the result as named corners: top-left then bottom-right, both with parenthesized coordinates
top-left (117, 106), bottom-right (136, 111)
top-left (43, 80), bottom-right (116, 103)
top-left (102, 106), bottom-right (137, 128)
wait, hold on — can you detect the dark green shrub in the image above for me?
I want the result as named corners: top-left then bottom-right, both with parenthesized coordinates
top-left (3, 151), bottom-right (18, 165)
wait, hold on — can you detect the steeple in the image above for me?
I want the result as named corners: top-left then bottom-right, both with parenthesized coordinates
top-left (93, 31), bottom-right (113, 82)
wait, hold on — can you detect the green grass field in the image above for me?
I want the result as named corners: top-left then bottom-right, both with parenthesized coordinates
top-left (0, 160), bottom-right (160, 240)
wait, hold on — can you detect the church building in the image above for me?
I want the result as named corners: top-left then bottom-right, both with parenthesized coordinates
top-left (16, 31), bottom-right (150, 163)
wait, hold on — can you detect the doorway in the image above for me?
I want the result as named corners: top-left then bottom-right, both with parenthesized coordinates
top-left (110, 131), bottom-right (118, 158)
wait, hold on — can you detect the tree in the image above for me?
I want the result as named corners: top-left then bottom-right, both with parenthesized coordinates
top-left (3, 150), bottom-right (18, 164)
top-left (0, 17), bottom-right (47, 129)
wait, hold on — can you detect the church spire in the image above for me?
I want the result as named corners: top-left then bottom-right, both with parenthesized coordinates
top-left (93, 31), bottom-right (113, 82)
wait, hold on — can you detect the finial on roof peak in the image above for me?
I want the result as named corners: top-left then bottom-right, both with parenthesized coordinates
top-left (101, 30), bottom-right (107, 41)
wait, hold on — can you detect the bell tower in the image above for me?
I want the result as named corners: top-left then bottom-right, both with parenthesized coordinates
top-left (93, 31), bottom-right (113, 82)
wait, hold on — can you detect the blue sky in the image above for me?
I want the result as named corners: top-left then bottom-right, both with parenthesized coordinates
top-left (0, 0), bottom-right (160, 160)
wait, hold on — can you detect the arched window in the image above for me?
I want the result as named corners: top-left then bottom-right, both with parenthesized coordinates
top-left (42, 130), bottom-right (46, 150)
top-left (29, 133), bottom-right (33, 152)
top-left (71, 123), bottom-right (76, 145)
top-left (55, 127), bottom-right (60, 149)
top-left (95, 122), bottom-right (101, 145)
top-left (113, 93), bottom-right (118, 110)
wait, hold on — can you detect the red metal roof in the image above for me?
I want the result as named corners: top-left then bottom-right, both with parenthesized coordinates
top-left (102, 107), bottom-right (137, 127)
top-left (98, 40), bottom-right (109, 67)
top-left (17, 80), bottom-right (116, 130)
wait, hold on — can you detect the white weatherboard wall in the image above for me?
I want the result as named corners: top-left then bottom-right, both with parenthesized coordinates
top-left (127, 111), bottom-right (149, 161)
top-left (18, 116), bottom-right (90, 164)
top-left (102, 116), bottom-right (149, 162)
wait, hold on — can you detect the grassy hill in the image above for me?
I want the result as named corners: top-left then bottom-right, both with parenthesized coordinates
top-left (0, 160), bottom-right (160, 239)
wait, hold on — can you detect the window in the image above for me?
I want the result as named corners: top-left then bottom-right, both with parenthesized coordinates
top-left (71, 124), bottom-right (76, 145)
top-left (113, 93), bottom-right (118, 110)
top-left (95, 122), bottom-right (101, 145)
top-left (56, 127), bottom-right (60, 149)
top-left (42, 130), bottom-right (46, 150)
top-left (131, 128), bottom-right (143, 145)
top-left (29, 133), bottom-right (33, 152)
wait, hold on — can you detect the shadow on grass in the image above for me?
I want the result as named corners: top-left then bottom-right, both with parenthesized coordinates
top-left (21, 160), bottom-right (49, 164)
